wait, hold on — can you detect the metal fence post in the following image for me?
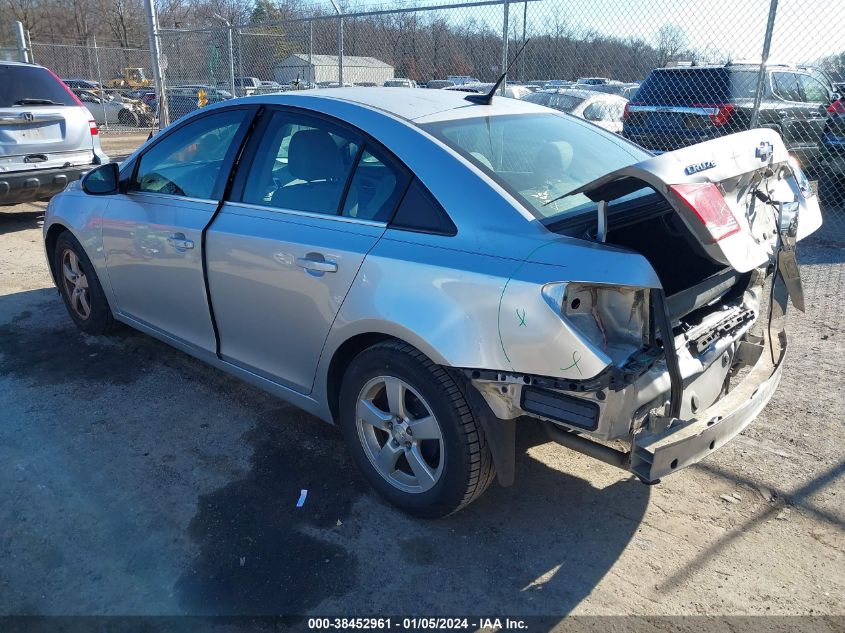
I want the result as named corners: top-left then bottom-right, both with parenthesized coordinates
top-left (237, 29), bottom-right (244, 83)
top-left (92, 36), bottom-right (109, 131)
top-left (14, 21), bottom-right (29, 62)
top-left (308, 21), bottom-right (314, 87)
top-left (500, 0), bottom-right (509, 94)
top-left (750, 0), bottom-right (778, 129)
top-left (328, 0), bottom-right (344, 86)
top-left (143, 0), bottom-right (169, 127)
top-left (227, 25), bottom-right (236, 96)
top-left (520, 0), bottom-right (527, 82)
top-left (338, 16), bottom-right (344, 86)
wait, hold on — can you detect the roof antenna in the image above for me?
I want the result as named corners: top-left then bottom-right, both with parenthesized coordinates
top-left (465, 38), bottom-right (531, 105)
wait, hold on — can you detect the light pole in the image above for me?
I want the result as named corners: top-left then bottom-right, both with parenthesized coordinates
top-left (213, 13), bottom-right (237, 97)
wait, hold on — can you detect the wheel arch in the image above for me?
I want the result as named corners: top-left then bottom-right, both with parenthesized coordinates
top-left (324, 332), bottom-right (402, 425)
top-left (321, 328), bottom-right (516, 487)
top-left (44, 221), bottom-right (73, 287)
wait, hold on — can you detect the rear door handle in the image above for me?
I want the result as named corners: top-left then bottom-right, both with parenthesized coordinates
top-left (296, 255), bottom-right (337, 273)
top-left (167, 233), bottom-right (194, 250)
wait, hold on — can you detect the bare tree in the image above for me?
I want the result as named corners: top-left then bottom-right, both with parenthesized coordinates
top-left (654, 23), bottom-right (687, 67)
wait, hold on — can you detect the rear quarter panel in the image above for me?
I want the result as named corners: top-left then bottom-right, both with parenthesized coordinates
top-left (314, 231), bottom-right (661, 403)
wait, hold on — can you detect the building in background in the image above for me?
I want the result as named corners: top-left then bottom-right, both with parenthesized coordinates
top-left (273, 54), bottom-right (394, 86)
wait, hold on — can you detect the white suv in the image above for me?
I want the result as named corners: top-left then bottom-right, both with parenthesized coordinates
top-left (1, 61), bottom-right (108, 206)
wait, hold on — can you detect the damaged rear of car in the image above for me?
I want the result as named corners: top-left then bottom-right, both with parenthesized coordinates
top-left (442, 126), bottom-right (820, 485)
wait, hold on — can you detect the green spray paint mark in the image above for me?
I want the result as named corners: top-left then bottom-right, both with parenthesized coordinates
top-left (496, 240), bottom-right (557, 369)
top-left (516, 308), bottom-right (526, 327)
top-left (560, 350), bottom-right (583, 376)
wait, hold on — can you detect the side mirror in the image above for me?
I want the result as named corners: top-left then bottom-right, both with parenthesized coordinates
top-left (82, 162), bottom-right (120, 195)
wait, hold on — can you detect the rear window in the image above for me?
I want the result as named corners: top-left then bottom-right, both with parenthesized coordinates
top-left (634, 68), bottom-right (758, 105)
top-left (422, 113), bottom-right (649, 221)
top-left (0, 64), bottom-right (75, 107)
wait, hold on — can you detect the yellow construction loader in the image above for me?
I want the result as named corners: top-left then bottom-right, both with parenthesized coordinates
top-left (105, 68), bottom-right (152, 90)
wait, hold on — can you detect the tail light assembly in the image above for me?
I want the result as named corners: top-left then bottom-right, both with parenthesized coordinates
top-left (827, 99), bottom-right (845, 114)
top-left (670, 183), bottom-right (740, 242)
top-left (691, 103), bottom-right (736, 127)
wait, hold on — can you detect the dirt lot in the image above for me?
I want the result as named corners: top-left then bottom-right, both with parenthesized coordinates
top-left (0, 134), bottom-right (843, 622)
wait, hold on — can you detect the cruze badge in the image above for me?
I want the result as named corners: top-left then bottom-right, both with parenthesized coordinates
top-left (684, 160), bottom-right (716, 175)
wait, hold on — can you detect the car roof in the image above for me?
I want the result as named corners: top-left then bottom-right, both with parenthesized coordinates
top-left (236, 87), bottom-right (548, 123)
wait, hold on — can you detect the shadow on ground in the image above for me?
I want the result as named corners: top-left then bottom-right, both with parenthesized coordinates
top-left (0, 210), bottom-right (44, 237)
top-left (1, 287), bottom-right (650, 621)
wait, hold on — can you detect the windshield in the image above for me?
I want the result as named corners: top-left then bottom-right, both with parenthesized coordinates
top-left (421, 113), bottom-right (649, 220)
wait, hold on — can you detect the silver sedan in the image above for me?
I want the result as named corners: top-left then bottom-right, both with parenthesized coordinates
top-left (43, 89), bottom-right (821, 517)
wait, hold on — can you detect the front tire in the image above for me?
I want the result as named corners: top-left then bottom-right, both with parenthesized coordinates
top-left (54, 231), bottom-right (115, 335)
top-left (118, 109), bottom-right (139, 127)
top-left (339, 340), bottom-right (495, 518)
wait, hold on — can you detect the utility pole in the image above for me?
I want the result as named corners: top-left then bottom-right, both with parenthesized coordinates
top-left (143, 0), bottom-right (169, 127)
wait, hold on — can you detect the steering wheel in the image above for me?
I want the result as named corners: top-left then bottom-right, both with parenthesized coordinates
top-left (139, 172), bottom-right (186, 197)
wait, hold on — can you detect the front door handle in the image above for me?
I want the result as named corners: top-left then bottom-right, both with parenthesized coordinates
top-left (296, 255), bottom-right (337, 273)
top-left (167, 233), bottom-right (194, 250)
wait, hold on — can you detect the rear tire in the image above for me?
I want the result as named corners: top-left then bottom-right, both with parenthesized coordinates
top-left (339, 340), bottom-right (495, 518)
top-left (53, 231), bottom-right (115, 335)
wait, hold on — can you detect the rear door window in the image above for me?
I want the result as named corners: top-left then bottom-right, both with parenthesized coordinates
top-left (342, 146), bottom-right (409, 222)
top-left (772, 72), bottom-right (802, 102)
top-left (240, 110), bottom-right (362, 215)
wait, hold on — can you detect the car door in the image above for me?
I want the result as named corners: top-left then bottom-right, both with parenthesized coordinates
top-left (771, 71), bottom-right (812, 150)
top-left (205, 108), bottom-right (409, 393)
top-left (796, 72), bottom-right (832, 147)
top-left (101, 106), bottom-right (254, 352)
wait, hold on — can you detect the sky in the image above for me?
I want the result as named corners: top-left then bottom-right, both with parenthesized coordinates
top-left (304, 0), bottom-right (843, 63)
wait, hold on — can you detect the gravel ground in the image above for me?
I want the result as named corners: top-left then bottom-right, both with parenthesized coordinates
top-left (0, 141), bottom-right (843, 621)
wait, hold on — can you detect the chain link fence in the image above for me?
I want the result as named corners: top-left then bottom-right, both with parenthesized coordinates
top-left (27, 40), bottom-right (157, 132)
top-left (20, 0), bottom-right (845, 236)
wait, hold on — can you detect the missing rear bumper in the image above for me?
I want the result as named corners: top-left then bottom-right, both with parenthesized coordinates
top-left (629, 329), bottom-right (785, 482)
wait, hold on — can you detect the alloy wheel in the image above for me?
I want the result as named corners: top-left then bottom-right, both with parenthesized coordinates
top-left (356, 375), bottom-right (445, 493)
top-left (61, 248), bottom-right (91, 320)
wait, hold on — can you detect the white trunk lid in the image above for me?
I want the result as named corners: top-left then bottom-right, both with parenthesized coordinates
top-left (572, 129), bottom-right (822, 273)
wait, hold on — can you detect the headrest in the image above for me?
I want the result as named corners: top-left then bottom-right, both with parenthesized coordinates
top-left (534, 141), bottom-right (573, 181)
top-left (288, 129), bottom-right (344, 182)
